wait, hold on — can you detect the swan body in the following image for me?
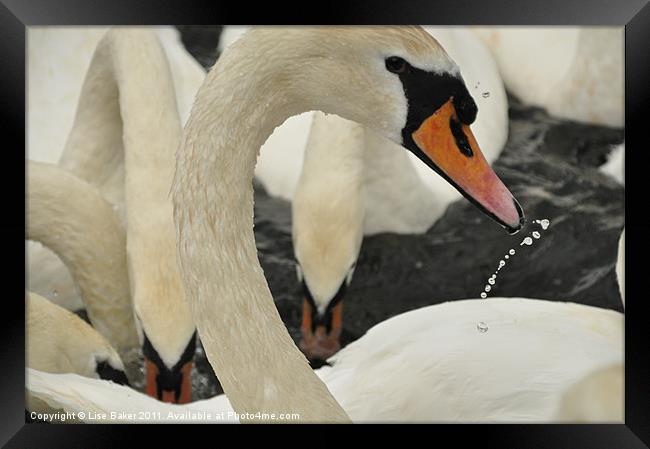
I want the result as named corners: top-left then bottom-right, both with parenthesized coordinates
top-left (553, 229), bottom-right (625, 422)
top-left (554, 363), bottom-right (623, 422)
top-left (27, 369), bottom-right (235, 423)
top-left (28, 298), bottom-right (622, 422)
top-left (318, 298), bottom-right (622, 422)
top-left (472, 27), bottom-right (623, 127)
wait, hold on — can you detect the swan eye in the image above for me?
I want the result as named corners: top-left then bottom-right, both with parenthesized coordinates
top-left (295, 263), bottom-right (303, 282)
top-left (385, 56), bottom-right (407, 74)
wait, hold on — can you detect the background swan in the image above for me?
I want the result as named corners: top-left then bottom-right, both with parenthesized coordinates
top-left (172, 26), bottom-right (523, 422)
top-left (27, 368), bottom-right (235, 423)
top-left (26, 161), bottom-right (139, 357)
top-left (472, 27), bottom-right (623, 127)
top-left (28, 28), bottom-right (199, 403)
top-left (554, 227), bottom-right (625, 422)
top-left (26, 292), bottom-right (127, 383)
top-left (27, 26), bottom-right (205, 313)
top-left (26, 292), bottom-right (128, 413)
top-left (28, 26), bottom-right (204, 164)
top-left (291, 28), bottom-right (508, 354)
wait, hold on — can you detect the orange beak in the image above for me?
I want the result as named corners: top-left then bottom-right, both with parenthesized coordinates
top-left (299, 299), bottom-right (343, 363)
top-left (411, 98), bottom-right (524, 233)
top-left (144, 357), bottom-right (192, 404)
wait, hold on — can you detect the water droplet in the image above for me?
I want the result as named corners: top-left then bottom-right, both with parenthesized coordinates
top-left (498, 260), bottom-right (506, 269)
top-left (477, 321), bottom-right (488, 333)
top-left (488, 278), bottom-right (496, 285)
top-left (520, 237), bottom-right (533, 246)
top-left (533, 231), bottom-right (541, 239)
top-left (505, 255), bottom-right (509, 259)
top-left (484, 285), bottom-right (491, 292)
top-left (480, 292), bottom-right (487, 299)
top-left (415, 261), bottom-right (423, 269)
top-left (540, 219), bottom-right (550, 230)
top-left (509, 249), bottom-right (516, 255)
top-left (482, 92), bottom-right (490, 98)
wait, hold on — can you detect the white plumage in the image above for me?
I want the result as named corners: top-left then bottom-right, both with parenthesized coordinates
top-left (28, 298), bottom-right (622, 422)
top-left (472, 27), bottom-right (623, 127)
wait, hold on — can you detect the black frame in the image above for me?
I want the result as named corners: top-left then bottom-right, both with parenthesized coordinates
top-left (5, 0), bottom-right (649, 446)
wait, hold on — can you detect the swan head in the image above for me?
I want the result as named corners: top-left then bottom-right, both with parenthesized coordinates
top-left (142, 330), bottom-right (196, 404)
top-left (94, 358), bottom-right (129, 386)
top-left (292, 113), bottom-right (365, 362)
top-left (278, 26), bottom-right (525, 233)
top-left (292, 190), bottom-right (363, 362)
top-left (133, 276), bottom-right (197, 404)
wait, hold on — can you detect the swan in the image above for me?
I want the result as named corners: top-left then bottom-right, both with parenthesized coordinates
top-left (171, 26), bottom-right (524, 422)
top-left (25, 29), bottom-right (604, 421)
top-left (554, 227), bottom-right (625, 422)
top-left (28, 26), bottom-right (204, 165)
top-left (27, 26), bottom-right (205, 312)
top-left (26, 292), bottom-right (128, 413)
top-left (294, 102), bottom-right (509, 359)
top-left (27, 297), bottom-right (622, 423)
top-left (218, 26), bottom-right (508, 226)
top-left (26, 368), bottom-right (235, 423)
top-left (26, 160), bottom-right (139, 357)
top-left (227, 25), bottom-right (508, 357)
top-left (471, 27), bottom-right (623, 127)
top-left (28, 29), bottom-right (199, 403)
top-left (27, 226), bottom-right (625, 422)
top-left (26, 292), bottom-right (128, 384)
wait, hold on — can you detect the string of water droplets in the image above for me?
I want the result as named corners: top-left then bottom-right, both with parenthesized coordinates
top-left (476, 218), bottom-right (550, 333)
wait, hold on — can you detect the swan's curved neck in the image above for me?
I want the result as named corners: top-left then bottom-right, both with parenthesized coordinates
top-left (58, 29), bottom-right (196, 364)
top-left (26, 161), bottom-right (139, 355)
top-left (174, 35), bottom-right (350, 422)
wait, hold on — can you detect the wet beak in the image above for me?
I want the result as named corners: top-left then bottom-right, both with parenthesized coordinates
top-left (144, 357), bottom-right (192, 404)
top-left (410, 98), bottom-right (524, 233)
top-left (299, 299), bottom-right (343, 362)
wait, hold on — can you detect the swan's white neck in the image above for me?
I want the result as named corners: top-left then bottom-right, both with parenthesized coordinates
top-left (26, 161), bottom-right (139, 355)
top-left (59, 29), bottom-right (196, 366)
top-left (174, 35), bottom-right (350, 422)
